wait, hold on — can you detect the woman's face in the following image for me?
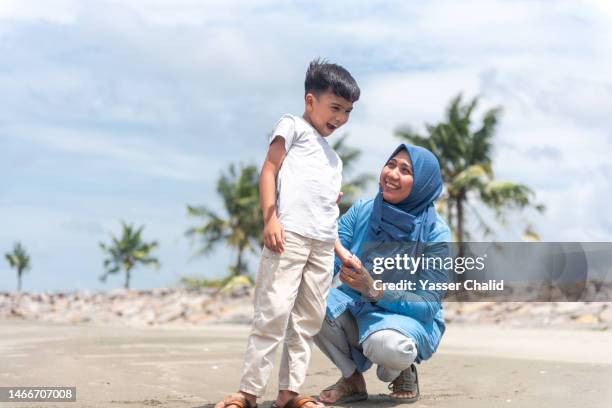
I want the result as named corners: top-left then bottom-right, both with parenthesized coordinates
top-left (380, 149), bottom-right (414, 204)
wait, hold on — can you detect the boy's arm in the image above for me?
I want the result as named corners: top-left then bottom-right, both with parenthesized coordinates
top-left (333, 192), bottom-right (352, 263)
top-left (260, 136), bottom-right (286, 253)
top-left (334, 238), bottom-right (352, 265)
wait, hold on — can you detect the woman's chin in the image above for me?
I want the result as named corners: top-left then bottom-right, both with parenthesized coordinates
top-left (382, 191), bottom-right (399, 204)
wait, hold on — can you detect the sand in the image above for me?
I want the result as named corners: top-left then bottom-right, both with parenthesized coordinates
top-left (1, 320), bottom-right (611, 408)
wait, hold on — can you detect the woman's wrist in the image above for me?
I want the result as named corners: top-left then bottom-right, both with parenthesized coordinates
top-left (367, 285), bottom-right (384, 302)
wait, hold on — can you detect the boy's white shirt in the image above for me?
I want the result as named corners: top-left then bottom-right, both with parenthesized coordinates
top-left (269, 114), bottom-right (343, 243)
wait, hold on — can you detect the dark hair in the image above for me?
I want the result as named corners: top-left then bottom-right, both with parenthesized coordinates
top-left (305, 58), bottom-right (360, 102)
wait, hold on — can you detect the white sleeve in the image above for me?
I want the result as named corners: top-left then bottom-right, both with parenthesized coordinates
top-left (269, 114), bottom-right (297, 151)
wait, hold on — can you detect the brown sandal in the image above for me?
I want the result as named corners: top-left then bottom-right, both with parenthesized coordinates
top-left (219, 394), bottom-right (257, 408)
top-left (272, 395), bottom-right (322, 408)
top-left (321, 377), bottom-right (368, 404)
top-left (388, 364), bottom-right (420, 403)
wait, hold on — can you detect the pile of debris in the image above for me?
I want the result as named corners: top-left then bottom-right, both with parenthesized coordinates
top-left (1, 289), bottom-right (611, 330)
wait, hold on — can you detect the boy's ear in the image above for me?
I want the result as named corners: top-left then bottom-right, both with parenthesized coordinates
top-left (305, 93), bottom-right (315, 111)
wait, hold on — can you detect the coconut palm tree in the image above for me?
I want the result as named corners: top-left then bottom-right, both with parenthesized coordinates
top-left (186, 163), bottom-right (262, 281)
top-left (396, 93), bottom-right (544, 243)
top-left (5, 242), bottom-right (31, 292)
top-left (332, 134), bottom-right (375, 215)
top-left (99, 221), bottom-right (160, 289)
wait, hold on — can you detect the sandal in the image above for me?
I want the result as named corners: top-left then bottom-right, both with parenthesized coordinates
top-left (321, 377), bottom-right (368, 404)
top-left (217, 394), bottom-right (257, 408)
top-left (388, 364), bottom-right (420, 403)
top-left (271, 395), bottom-right (323, 408)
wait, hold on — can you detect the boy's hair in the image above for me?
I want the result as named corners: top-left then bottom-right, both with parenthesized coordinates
top-left (305, 58), bottom-right (360, 102)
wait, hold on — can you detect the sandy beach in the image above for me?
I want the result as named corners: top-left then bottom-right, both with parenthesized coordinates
top-left (1, 320), bottom-right (611, 408)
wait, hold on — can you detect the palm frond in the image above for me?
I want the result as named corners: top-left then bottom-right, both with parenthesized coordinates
top-left (395, 93), bottom-right (544, 241)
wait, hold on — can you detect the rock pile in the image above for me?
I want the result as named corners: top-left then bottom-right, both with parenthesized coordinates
top-left (1, 289), bottom-right (611, 330)
top-left (443, 301), bottom-right (612, 329)
top-left (0, 288), bottom-right (254, 326)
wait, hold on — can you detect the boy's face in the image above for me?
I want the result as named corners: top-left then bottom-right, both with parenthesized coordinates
top-left (305, 90), bottom-right (354, 137)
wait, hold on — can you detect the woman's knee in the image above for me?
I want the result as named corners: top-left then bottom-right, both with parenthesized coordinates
top-left (362, 330), bottom-right (418, 370)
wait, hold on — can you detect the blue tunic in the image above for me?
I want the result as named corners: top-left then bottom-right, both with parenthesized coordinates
top-left (326, 199), bottom-right (451, 372)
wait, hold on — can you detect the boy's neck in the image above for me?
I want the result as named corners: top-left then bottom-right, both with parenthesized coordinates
top-left (301, 111), bottom-right (314, 128)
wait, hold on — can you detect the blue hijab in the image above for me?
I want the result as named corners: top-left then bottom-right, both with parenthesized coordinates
top-left (364, 144), bottom-right (443, 265)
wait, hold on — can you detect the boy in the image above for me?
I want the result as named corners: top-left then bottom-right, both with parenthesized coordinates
top-left (215, 59), bottom-right (360, 408)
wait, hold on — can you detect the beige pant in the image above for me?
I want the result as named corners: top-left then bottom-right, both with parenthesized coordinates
top-left (239, 231), bottom-right (334, 397)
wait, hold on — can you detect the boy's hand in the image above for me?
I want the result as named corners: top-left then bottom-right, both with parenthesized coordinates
top-left (336, 246), bottom-right (352, 265)
top-left (263, 214), bottom-right (285, 253)
top-left (334, 237), bottom-right (351, 265)
top-left (344, 254), bottom-right (363, 271)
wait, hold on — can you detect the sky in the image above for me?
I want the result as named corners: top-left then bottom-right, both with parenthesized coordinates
top-left (1, 0), bottom-right (611, 292)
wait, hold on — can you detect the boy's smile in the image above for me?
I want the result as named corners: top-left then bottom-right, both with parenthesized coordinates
top-left (304, 90), bottom-right (354, 137)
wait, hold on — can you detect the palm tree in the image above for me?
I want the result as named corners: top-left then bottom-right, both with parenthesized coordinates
top-left (186, 163), bottom-right (262, 282)
top-left (5, 242), bottom-right (31, 292)
top-left (99, 221), bottom-right (160, 289)
top-left (332, 134), bottom-right (375, 215)
top-left (396, 93), bottom-right (544, 243)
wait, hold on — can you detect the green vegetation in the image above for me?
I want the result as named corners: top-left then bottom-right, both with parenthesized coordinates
top-left (184, 135), bottom-right (371, 287)
top-left (186, 163), bottom-right (262, 281)
top-left (99, 221), bottom-right (160, 289)
top-left (5, 242), bottom-right (31, 292)
top-left (396, 94), bottom-right (544, 242)
top-left (333, 134), bottom-right (375, 215)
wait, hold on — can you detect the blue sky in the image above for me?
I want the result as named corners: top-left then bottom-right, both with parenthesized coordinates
top-left (1, 0), bottom-right (612, 292)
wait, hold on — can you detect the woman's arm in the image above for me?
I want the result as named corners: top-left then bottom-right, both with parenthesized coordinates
top-left (374, 240), bottom-right (450, 323)
top-left (340, 216), bottom-right (451, 324)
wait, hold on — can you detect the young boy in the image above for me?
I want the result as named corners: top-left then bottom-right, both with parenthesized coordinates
top-left (215, 59), bottom-right (360, 408)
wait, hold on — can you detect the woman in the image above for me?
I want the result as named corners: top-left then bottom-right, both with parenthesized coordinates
top-left (315, 144), bottom-right (451, 404)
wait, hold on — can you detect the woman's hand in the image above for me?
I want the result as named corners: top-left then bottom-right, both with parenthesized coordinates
top-left (339, 255), bottom-right (384, 301)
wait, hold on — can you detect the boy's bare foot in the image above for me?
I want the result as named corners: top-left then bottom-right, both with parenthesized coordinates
top-left (318, 371), bottom-right (367, 404)
top-left (214, 391), bottom-right (257, 408)
top-left (274, 390), bottom-right (325, 408)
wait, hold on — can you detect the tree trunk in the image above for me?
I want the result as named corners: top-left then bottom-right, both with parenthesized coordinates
top-left (17, 269), bottom-right (22, 292)
top-left (446, 197), bottom-right (454, 239)
top-left (456, 192), bottom-right (468, 301)
top-left (457, 193), bottom-right (465, 247)
top-left (235, 250), bottom-right (244, 277)
top-left (124, 268), bottom-right (131, 289)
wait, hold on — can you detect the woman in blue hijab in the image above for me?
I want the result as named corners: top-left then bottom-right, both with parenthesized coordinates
top-left (315, 144), bottom-right (451, 404)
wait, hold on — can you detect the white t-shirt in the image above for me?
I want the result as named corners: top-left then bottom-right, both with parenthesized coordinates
top-left (268, 114), bottom-right (343, 243)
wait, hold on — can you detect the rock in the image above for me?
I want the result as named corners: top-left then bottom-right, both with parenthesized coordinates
top-left (598, 305), bottom-right (612, 322)
top-left (575, 314), bottom-right (599, 324)
top-left (1, 289), bottom-right (605, 329)
top-left (156, 304), bottom-right (186, 323)
top-left (554, 302), bottom-right (583, 314)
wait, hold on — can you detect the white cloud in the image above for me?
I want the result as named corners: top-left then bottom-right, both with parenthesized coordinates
top-left (0, 0), bottom-right (77, 23)
top-left (2, 0), bottom-right (612, 291)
